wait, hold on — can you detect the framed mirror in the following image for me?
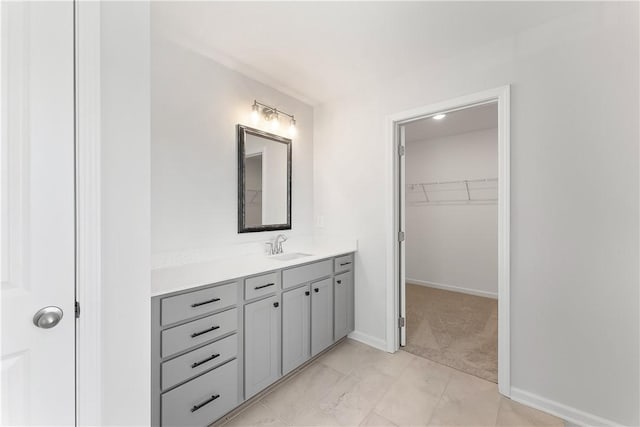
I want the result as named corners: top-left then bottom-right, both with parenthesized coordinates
top-left (237, 124), bottom-right (292, 233)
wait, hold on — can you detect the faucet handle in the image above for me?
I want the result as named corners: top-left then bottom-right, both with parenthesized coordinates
top-left (265, 242), bottom-right (274, 255)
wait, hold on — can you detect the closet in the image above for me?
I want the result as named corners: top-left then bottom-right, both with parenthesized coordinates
top-left (402, 103), bottom-right (499, 383)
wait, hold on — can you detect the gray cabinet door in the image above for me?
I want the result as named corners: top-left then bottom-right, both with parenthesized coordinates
top-left (244, 295), bottom-right (280, 399)
top-left (282, 285), bottom-right (311, 375)
top-left (334, 272), bottom-right (351, 341)
top-left (311, 278), bottom-right (333, 356)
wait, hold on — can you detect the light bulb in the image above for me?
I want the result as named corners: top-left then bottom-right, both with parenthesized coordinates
top-left (271, 113), bottom-right (280, 130)
top-left (433, 113), bottom-right (446, 120)
top-left (251, 103), bottom-right (260, 124)
top-left (288, 118), bottom-right (297, 137)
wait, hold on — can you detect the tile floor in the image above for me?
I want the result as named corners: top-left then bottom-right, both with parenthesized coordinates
top-left (222, 339), bottom-right (564, 426)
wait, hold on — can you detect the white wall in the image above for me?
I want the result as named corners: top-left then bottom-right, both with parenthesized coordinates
top-left (100, 2), bottom-right (150, 425)
top-left (314, 3), bottom-right (638, 425)
top-left (150, 31), bottom-right (314, 267)
top-left (406, 128), bottom-right (498, 297)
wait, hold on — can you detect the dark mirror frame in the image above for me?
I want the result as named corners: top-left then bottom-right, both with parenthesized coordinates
top-left (237, 124), bottom-right (292, 233)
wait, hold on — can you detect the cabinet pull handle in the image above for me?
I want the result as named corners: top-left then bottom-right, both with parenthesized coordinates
top-left (254, 282), bottom-right (275, 290)
top-left (191, 325), bottom-right (220, 338)
top-left (305, 291), bottom-right (310, 296)
top-left (191, 353), bottom-right (220, 369)
top-left (191, 394), bottom-right (220, 412)
top-left (340, 262), bottom-right (352, 266)
top-left (273, 302), bottom-right (279, 308)
top-left (336, 280), bottom-right (342, 284)
top-left (191, 298), bottom-right (220, 308)
top-left (314, 288), bottom-right (319, 293)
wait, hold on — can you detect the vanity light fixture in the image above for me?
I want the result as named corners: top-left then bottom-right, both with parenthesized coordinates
top-left (251, 103), bottom-right (260, 124)
top-left (250, 100), bottom-right (297, 137)
top-left (288, 118), bottom-right (297, 136)
top-left (433, 113), bottom-right (446, 120)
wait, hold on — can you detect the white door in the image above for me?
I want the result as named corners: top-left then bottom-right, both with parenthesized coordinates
top-left (1, 1), bottom-right (76, 425)
top-left (398, 125), bottom-right (407, 346)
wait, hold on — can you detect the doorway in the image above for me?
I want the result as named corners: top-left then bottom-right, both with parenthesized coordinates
top-left (387, 86), bottom-right (511, 395)
top-left (402, 103), bottom-right (499, 382)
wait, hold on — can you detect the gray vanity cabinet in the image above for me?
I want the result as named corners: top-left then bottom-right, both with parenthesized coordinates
top-left (152, 252), bottom-right (355, 427)
top-left (311, 278), bottom-right (334, 356)
top-left (281, 284), bottom-right (311, 374)
top-left (244, 294), bottom-right (281, 399)
top-left (334, 271), bottom-right (354, 341)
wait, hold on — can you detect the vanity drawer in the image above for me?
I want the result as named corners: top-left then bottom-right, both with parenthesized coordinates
top-left (162, 359), bottom-right (238, 427)
top-left (161, 282), bottom-right (238, 326)
top-left (244, 271), bottom-right (280, 301)
top-left (162, 308), bottom-right (238, 358)
top-left (334, 254), bottom-right (354, 273)
top-left (282, 260), bottom-right (332, 289)
top-left (162, 334), bottom-right (238, 391)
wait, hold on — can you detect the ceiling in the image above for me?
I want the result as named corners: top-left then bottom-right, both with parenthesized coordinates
top-left (404, 102), bottom-right (498, 143)
top-left (152, 2), bottom-right (586, 105)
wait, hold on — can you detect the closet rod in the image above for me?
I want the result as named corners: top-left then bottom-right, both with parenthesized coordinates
top-left (411, 177), bottom-right (498, 187)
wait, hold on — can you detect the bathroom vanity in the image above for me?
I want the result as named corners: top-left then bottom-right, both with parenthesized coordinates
top-left (150, 250), bottom-right (355, 427)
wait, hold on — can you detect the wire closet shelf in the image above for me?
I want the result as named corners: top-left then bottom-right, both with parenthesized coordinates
top-left (406, 177), bottom-right (498, 205)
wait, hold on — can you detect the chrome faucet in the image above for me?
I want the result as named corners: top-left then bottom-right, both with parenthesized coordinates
top-left (267, 234), bottom-right (288, 255)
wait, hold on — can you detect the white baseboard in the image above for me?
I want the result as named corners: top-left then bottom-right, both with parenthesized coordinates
top-left (347, 330), bottom-right (388, 352)
top-left (510, 387), bottom-right (622, 427)
top-left (406, 278), bottom-right (498, 299)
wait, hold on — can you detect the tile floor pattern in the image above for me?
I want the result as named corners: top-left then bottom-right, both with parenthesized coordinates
top-left (221, 339), bottom-right (564, 427)
top-left (404, 284), bottom-right (498, 383)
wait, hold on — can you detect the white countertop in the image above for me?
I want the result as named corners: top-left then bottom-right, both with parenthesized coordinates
top-left (151, 242), bottom-right (356, 297)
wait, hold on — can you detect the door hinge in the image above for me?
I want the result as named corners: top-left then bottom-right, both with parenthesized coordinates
top-left (75, 301), bottom-right (80, 319)
top-left (398, 317), bottom-right (405, 328)
top-left (398, 231), bottom-right (405, 242)
top-left (398, 145), bottom-right (405, 156)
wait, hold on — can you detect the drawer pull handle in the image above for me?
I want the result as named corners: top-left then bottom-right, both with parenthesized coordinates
top-left (314, 288), bottom-right (319, 293)
top-left (305, 291), bottom-right (310, 296)
top-left (254, 282), bottom-right (275, 290)
top-left (336, 280), bottom-right (342, 284)
top-left (273, 302), bottom-right (279, 308)
top-left (340, 262), bottom-right (352, 266)
top-left (191, 353), bottom-right (220, 369)
top-left (191, 325), bottom-right (220, 338)
top-left (191, 394), bottom-right (220, 413)
top-left (191, 298), bottom-right (220, 308)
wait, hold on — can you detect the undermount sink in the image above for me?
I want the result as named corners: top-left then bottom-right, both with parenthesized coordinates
top-left (270, 252), bottom-right (312, 261)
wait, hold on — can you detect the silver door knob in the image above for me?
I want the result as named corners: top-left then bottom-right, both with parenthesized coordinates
top-left (33, 306), bottom-right (63, 329)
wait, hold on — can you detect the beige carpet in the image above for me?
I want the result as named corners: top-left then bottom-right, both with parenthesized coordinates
top-left (404, 283), bottom-right (498, 383)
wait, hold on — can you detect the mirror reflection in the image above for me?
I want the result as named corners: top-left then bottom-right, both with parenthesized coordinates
top-left (238, 125), bottom-right (291, 232)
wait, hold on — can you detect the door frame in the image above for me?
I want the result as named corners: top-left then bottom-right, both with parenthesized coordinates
top-left (75, 1), bottom-right (102, 425)
top-left (384, 85), bottom-right (511, 396)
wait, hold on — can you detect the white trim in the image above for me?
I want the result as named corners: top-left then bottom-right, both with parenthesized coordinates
top-left (75, 1), bottom-right (101, 425)
top-left (406, 278), bottom-right (498, 299)
top-left (510, 387), bottom-right (623, 427)
top-left (385, 85), bottom-right (511, 396)
top-left (398, 125), bottom-right (406, 346)
top-left (347, 330), bottom-right (388, 352)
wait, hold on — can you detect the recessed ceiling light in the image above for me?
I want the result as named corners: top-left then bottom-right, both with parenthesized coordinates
top-left (433, 114), bottom-right (446, 120)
